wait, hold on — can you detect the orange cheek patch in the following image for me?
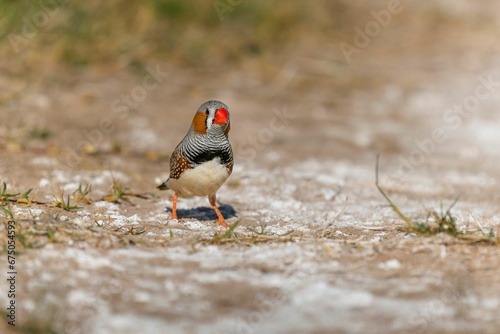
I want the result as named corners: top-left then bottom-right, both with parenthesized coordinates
top-left (192, 112), bottom-right (207, 134)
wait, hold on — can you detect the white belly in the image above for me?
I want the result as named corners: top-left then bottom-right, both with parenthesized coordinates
top-left (167, 158), bottom-right (230, 198)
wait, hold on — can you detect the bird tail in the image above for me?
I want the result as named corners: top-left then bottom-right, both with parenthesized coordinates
top-left (157, 179), bottom-right (169, 190)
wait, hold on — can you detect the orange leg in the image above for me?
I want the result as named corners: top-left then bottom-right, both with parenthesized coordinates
top-left (209, 193), bottom-right (228, 228)
top-left (172, 194), bottom-right (178, 220)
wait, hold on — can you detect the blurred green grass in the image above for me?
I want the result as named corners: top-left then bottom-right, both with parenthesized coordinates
top-left (0, 0), bottom-right (350, 69)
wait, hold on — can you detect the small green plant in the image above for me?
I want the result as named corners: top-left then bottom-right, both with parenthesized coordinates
top-left (47, 227), bottom-right (56, 241)
top-left (0, 182), bottom-right (20, 201)
top-left (248, 223), bottom-right (268, 235)
top-left (411, 199), bottom-right (460, 236)
top-left (73, 183), bottom-right (92, 204)
top-left (102, 177), bottom-right (151, 203)
top-left (375, 156), bottom-right (460, 236)
top-left (470, 213), bottom-right (497, 239)
top-left (129, 227), bottom-right (146, 236)
top-left (207, 221), bottom-right (241, 243)
top-left (51, 191), bottom-right (81, 211)
top-left (111, 179), bottom-right (127, 200)
top-left (30, 127), bottom-right (51, 140)
top-left (103, 178), bottom-right (129, 203)
top-left (16, 188), bottom-right (34, 205)
top-left (488, 229), bottom-right (496, 238)
top-left (0, 182), bottom-right (45, 206)
top-left (16, 230), bottom-right (36, 249)
top-left (375, 156), bottom-right (499, 245)
top-left (221, 220), bottom-right (240, 239)
top-left (1, 204), bottom-right (14, 220)
top-left (21, 188), bottom-right (33, 199)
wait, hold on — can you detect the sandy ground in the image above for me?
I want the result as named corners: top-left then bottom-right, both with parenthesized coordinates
top-left (1, 1), bottom-right (500, 333)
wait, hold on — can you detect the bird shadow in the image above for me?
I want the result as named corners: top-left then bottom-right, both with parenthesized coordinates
top-left (164, 204), bottom-right (237, 221)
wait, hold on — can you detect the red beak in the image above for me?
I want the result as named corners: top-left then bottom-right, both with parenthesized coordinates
top-left (214, 108), bottom-right (229, 125)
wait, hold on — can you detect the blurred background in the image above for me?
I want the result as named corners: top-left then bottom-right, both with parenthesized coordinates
top-left (1, 0), bottom-right (498, 166)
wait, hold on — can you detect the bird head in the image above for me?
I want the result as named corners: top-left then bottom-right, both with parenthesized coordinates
top-left (191, 100), bottom-right (230, 136)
